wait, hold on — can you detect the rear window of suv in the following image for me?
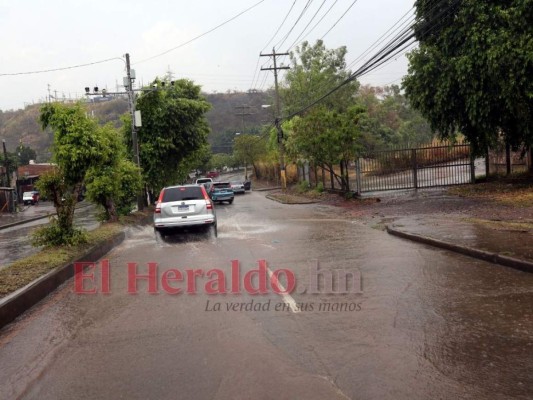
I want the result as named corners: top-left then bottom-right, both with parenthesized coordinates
top-left (212, 182), bottom-right (231, 189)
top-left (162, 186), bottom-right (204, 202)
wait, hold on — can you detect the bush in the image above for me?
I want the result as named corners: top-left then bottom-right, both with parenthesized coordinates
top-left (32, 219), bottom-right (88, 247)
top-left (296, 180), bottom-right (310, 193)
top-left (315, 182), bottom-right (324, 193)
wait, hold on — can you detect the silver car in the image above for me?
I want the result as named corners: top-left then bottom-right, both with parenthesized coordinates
top-left (230, 181), bottom-right (245, 194)
top-left (154, 185), bottom-right (217, 236)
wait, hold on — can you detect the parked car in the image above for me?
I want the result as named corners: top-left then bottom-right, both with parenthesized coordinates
top-left (206, 171), bottom-right (219, 178)
top-left (22, 191), bottom-right (39, 205)
top-left (230, 181), bottom-right (245, 194)
top-left (209, 182), bottom-right (234, 204)
top-left (154, 185), bottom-right (217, 236)
top-left (243, 180), bottom-right (252, 191)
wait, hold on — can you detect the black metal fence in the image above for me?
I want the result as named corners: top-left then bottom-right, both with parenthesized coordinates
top-left (299, 144), bottom-right (476, 193)
top-left (355, 144), bottom-right (474, 193)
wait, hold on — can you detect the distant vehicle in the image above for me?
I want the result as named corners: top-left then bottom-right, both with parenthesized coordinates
top-left (230, 181), bottom-right (245, 194)
top-left (243, 180), bottom-right (252, 191)
top-left (154, 185), bottom-right (216, 236)
top-left (206, 171), bottom-right (220, 178)
top-left (23, 191), bottom-right (39, 205)
top-left (209, 182), bottom-right (234, 204)
top-left (196, 177), bottom-right (213, 185)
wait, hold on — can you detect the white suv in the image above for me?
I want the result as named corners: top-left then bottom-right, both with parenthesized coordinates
top-left (154, 185), bottom-right (216, 236)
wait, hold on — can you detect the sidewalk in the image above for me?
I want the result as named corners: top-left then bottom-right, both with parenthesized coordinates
top-left (387, 214), bottom-right (533, 272)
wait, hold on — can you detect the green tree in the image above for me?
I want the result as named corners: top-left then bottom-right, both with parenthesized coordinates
top-left (233, 134), bottom-right (267, 178)
top-left (85, 126), bottom-right (141, 221)
top-left (16, 144), bottom-right (37, 165)
top-left (35, 102), bottom-right (109, 246)
top-left (131, 78), bottom-right (211, 197)
top-left (209, 153), bottom-right (232, 171)
top-left (281, 40), bottom-right (358, 117)
top-left (286, 105), bottom-right (364, 192)
top-left (355, 85), bottom-right (434, 149)
top-left (403, 0), bottom-right (533, 154)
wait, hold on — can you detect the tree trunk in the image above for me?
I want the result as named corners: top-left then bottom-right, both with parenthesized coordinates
top-left (105, 197), bottom-right (119, 222)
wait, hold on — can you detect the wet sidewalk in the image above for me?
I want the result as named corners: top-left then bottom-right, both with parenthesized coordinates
top-left (387, 214), bottom-right (533, 269)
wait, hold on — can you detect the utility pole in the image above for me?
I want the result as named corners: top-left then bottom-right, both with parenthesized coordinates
top-left (125, 53), bottom-right (144, 210)
top-left (47, 84), bottom-right (51, 103)
top-left (235, 105), bottom-right (253, 134)
top-left (2, 140), bottom-right (10, 188)
top-left (260, 48), bottom-right (289, 189)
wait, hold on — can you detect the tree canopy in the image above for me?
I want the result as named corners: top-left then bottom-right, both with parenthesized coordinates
top-left (132, 78), bottom-right (211, 194)
top-left (36, 102), bottom-right (110, 245)
top-left (281, 40), bottom-right (358, 117)
top-left (403, 0), bottom-right (533, 154)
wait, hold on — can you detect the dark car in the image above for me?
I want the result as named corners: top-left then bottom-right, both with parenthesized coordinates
top-left (243, 180), bottom-right (252, 191)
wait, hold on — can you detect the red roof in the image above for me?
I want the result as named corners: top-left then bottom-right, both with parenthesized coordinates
top-left (17, 164), bottom-right (57, 177)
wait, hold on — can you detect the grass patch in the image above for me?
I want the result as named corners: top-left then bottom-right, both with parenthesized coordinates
top-left (0, 223), bottom-right (123, 298)
top-left (463, 217), bottom-right (533, 232)
top-left (267, 192), bottom-right (317, 204)
top-left (449, 177), bottom-right (533, 207)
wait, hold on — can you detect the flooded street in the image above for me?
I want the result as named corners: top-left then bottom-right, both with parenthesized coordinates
top-left (0, 204), bottom-right (99, 269)
top-left (0, 191), bottom-right (532, 399)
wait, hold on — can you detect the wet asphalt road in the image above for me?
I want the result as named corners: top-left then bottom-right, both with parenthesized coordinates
top-left (0, 204), bottom-right (100, 269)
top-left (0, 191), bottom-right (532, 399)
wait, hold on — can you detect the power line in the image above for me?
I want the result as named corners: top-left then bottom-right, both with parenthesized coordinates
top-left (0, 57), bottom-right (124, 77)
top-left (261, 0), bottom-right (298, 52)
top-left (320, 0), bottom-right (360, 40)
top-left (135, 0), bottom-right (267, 65)
top-left (346, 7), bottom-right (415, 71)
top-left (275, 0), bottom-right (314, 50)
top-left (250, 0), bottom-right (298, 91)
top-left (283, 0), bottom-right (461, 120)
top-left (288, 0), bottom-right (339, 50)
top-left (286, 0), bottom-right (328, 51)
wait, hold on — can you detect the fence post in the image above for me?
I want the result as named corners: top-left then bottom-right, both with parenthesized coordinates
top-left (470, 145), bottom-right (476, 183)
top-left (356, 157), bottom-right (362, 196)
top-left (411, 149), bottom-right (418, 189)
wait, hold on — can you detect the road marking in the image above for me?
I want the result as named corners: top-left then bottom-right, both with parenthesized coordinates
top-left (267, 267), bottom-right (300, 313)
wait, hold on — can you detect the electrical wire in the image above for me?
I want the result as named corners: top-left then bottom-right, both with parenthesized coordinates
top-left (261, 0), bottom-right (298, 52)
top-left (286, 0), bottom-right (328, 51)
top-left (249, 0), bottom-right (298, 91)
top-left (288, 0), bottom-right (338, 50)
top-left (274, 0), bottom-right (314, 50)
top-left (135, 0), bottom-right (267, 65)
top-left (283, 0), bottom-right (461, 120)
top-left (346, 7), bottom-right (415, 71)
top-left (320, 0), bottom-right (359, 40)
top-left (0, 57), bottom-right (124, 77)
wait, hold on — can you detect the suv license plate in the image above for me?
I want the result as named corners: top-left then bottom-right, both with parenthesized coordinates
top-left (178, 205), bottom-right (189, 211)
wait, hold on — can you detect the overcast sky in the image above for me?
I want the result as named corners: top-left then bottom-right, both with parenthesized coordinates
top-left (0, 0), bottom-right (415, 111)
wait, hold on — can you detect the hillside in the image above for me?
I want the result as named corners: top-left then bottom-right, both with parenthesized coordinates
top-left (0, 91), bottom-right (273, 161)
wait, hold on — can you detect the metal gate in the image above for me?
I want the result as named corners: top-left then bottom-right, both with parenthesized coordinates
top-left (355, 144), bottom-right (474, 193)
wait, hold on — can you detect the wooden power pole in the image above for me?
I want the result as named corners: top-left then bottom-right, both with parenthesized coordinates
top-left (260, 48), bottom-right (289, 189)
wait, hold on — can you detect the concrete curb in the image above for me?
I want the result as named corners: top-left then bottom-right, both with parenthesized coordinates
top-left (0, 231), bottom-right (126, 329)
top-left (254, 187), bottom-right (282, 192)
top-left (265, 194), bottom-right (317, 205)
top-left (386, 226), bottom-right (533, 274)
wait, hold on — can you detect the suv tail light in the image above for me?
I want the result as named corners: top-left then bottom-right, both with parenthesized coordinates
top-left (201, 186), bottom-right (213, 210)
top-left (155, 189), bottom-right (165, 214)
